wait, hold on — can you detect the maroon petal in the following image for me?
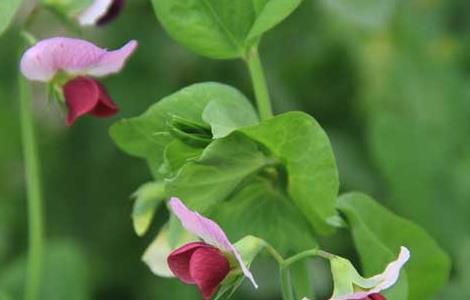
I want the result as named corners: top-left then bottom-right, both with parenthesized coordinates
top-left (189, 247), bottom-right (230, 300)
top-left (368, 294), bottom-right (387, 300)
top-left (97, 0), bottom-right (125, 26)
top-left (88, 80), bottom-right (119, 117)
top-left (63, 76), bottom-right (118, 126)
top-left (167, 242), bottom-right (210, 284)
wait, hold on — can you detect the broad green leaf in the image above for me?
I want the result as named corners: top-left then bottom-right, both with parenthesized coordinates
top-left (151, 0), bottom-right (303, 59)
top-left (213, 177), bottom-right (316, 255)
top-left (132, 181), bottom-right (167, 236)
top-left (110, 82), bottom-right (257, 177)
top-left (338, 192), bottom-right (450, 300)
top-left (240, 111), bottom-right (340, 234)
top-left (0, 0), bottom-right (22, 36)
top-left (167, 133), bottom-right (267, 212)
top-left (320, 0), bottom-right (397, 29)
top-left (202, 99), bottom-right (258, 139)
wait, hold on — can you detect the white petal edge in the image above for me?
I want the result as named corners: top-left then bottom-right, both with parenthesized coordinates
top-left (78, 0), bottom-right (113, 26)
top-left (330, 246), bottom-right (411, 300)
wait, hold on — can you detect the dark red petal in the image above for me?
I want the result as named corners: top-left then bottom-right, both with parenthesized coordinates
top-left (189, 247), bottom-right (230, 300)
top-left (97, 0), bottom-right (125, 26)
top-left (89, 80), bottom-right (119, 117)
top-left (64, 76), bottom-right (100, 126)
top-left (369, 294), bottom-right (387, 300)
top-left (167, 242), bottom-right (211, 284)
top-left (63, 76), bottom-right (118, 126)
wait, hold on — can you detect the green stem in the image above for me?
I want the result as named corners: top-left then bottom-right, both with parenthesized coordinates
top-left (245, 47), bottom-right (273, 120)
top-left (19, 71), bottom-right (44, 300)
top-left (280, 266), bottom-right (295, 300)
top-left (279, 249), bottom-right (336, 300)
top-left (265, 245), bottom-right (294, 300)
top-left (284, 249), bottom-right (335, 269)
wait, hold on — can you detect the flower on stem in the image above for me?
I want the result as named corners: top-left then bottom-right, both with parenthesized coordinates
top-left (78, 0), bottom-right (126, 26)
top-left (20, 37), bottom-right (137, 125)
top-left (165, 197), bottom-right (258, 299)
top-left (329, 247), bottom-right (410, 300)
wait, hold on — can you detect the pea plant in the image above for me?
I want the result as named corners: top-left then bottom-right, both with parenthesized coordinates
top-left (3, 0), bottom-right (451, 299)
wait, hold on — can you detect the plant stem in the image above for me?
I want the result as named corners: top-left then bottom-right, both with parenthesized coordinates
top-left (280, 266), bottom-right (295, 300)
top-left (284, 249), bottom-right (336, 268)
top-left (265, 245), bottom-right (294, 300)
top-left (245, 47), bottom-right (273, 120)
top-left (19, 71), bottom-right (44, 300)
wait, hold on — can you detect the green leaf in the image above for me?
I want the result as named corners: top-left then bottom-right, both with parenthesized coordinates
top-left (213, 177), bottom-right (316, 255)
top-left (202, 99), bottom-right (258, 139)
top-left (240, 111), bottom-right (340, 234)
top-left (0, 0), bottom-right (23, 36)
top-left (110, 82), bottom-right (257, 177)
top-left (131, 181), bottom-right (167, 236)
top-left (338, 192), bottom-right (450, 300)
top-left (151, 0), bottom-right (303, 59)
top-left (167, 133), bottom-right (267, 212)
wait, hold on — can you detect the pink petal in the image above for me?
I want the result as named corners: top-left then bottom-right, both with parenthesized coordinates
top-left (77, 0), bottom-right (113, 26)
top-left (167, 242), bottom-right (209, 284)
top-left (189, 246), bottom-right (231, 299)
top-left (169, 197), bottom-right (258, 288)
top-left (63, 76), bottom-right (118, 125)
top-left (87, 39), bottom-right (137, 77)
top-left (20, 37), bottom-right (137, 82)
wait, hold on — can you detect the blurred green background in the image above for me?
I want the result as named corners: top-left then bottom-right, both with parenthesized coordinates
top-left (0, 0), bottom-right (469, 299)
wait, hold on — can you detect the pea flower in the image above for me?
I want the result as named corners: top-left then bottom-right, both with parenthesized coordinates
top-left (329, 246), bottom-right (410, 300)
top-left (20, 37), bottom-right (137, 125)
top-left (78, 0), bottom-right (126, 26)
top-left (166, 197), bottom-right (257, 299)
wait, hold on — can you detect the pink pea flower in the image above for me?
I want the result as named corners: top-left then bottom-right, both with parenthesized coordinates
top-left (167, 197), bottom-right (257, 299)
top-left (78, 0), bottom-right (126, 26)
top-left (329, 247), bottom-right (410, 300)
top-left (20, 37), bottom-right (137, 125)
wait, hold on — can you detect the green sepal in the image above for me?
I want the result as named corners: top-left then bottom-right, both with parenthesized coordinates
top-left (168, 115), bottom-right (213, 148)
top-left (131, 181), bottom-right (167, 236)
top-left (214, 236), bottom-right (266, 300)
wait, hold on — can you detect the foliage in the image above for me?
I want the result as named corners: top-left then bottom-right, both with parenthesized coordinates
top-left (0, 0), bottom-right (468, 299)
